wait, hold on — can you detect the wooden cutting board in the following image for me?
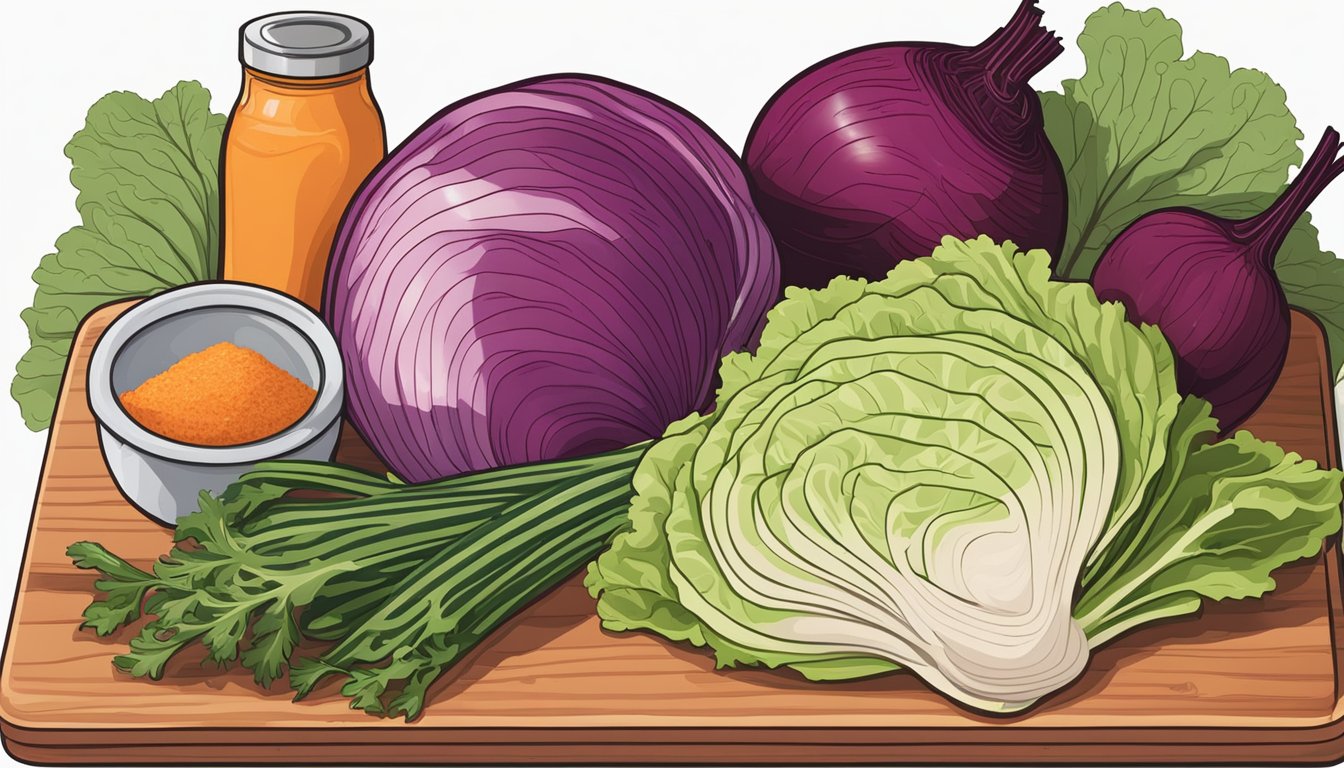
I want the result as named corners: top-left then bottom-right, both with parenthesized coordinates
top-left (3, 301), bottom-right (1344, 765)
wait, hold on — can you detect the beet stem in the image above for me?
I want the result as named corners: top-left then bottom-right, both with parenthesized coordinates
top-left (968, 0), bottom-right (1063, 93)
top-left (1232, 127), bottom-right (1344, 265)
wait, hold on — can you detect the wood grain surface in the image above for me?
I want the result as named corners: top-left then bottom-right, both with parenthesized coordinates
top-left (2, 301), bottom-right (1344, 765)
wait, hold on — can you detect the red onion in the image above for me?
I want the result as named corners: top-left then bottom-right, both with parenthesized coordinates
top-left (744, 0), bottom-right (1067, 290)
top-left (1092, 127), bottom-right (1344, 432)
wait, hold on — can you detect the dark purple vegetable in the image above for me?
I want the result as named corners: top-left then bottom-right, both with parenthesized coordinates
top-left (743, 0), bottom-right (1066, 290)
top-left (324, 76), bottom-right (779, 484)
top-left (1091, 127), bottom-right (1344, 432)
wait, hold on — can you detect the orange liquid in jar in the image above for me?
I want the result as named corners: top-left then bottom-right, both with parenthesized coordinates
top-left (222, 67), bottom-right (385, 309)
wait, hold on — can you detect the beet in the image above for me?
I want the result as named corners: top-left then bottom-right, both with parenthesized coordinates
top-left (744, 0), bottom-right (1067, 290)
top-left (1091, 127), bottom-right (1344, 432)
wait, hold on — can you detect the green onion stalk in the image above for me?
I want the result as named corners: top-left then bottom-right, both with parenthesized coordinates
top-left (71, 443), bottom-right (648, 720)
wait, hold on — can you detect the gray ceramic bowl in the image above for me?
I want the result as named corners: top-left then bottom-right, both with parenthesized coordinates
top-left (87, 283), bottom-right (344, 525)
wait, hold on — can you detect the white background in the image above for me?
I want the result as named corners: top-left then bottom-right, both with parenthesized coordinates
top-left (0, 1), bottom-right (1341, 766)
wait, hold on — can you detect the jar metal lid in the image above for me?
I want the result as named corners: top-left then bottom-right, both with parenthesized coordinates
top-left (241, 12), bottom-right (372, 78)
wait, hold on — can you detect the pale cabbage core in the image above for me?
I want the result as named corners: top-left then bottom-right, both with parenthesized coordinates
top-left (667, 318), bottom-right (1118, 710)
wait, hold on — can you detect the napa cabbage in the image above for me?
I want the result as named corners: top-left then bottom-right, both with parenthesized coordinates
top-left (587, 236), bottom-right (1342, 713)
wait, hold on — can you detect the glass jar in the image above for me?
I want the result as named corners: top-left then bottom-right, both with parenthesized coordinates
top-left (221, 12), bottom-right (386, 310)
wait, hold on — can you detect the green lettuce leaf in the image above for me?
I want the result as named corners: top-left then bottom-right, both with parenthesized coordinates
top-left (1042, 3), bottom-right (1301, 281)
top-left (11, 81), bottom-right (224, 430)
top-left (1078, 424), bottom-right (1343, 647)
top-left (1275, 214), bottom-right (1344, 373)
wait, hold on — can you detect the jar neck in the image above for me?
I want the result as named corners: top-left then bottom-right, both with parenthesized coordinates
top-left (242, 67), bottom-right (369, 91)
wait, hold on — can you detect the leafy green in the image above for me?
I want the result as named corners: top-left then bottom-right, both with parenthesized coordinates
top-left (1275, 214), bottom-right (1344, 372)
top-left (67, 541), bottom-right (159, 636)
top-left (1041, 3), bottom-right (1301, 281)
top-left (1041, 4), bottom-right (1344, 376)
top-left (12, 81), bottom-right (224, 430)
top-left (591, 237), bottom-right (1161, 711)
top-left (587, 236), bottom-right (1343, 713)
top-left (1079, 413), bottom-right (1343, 646)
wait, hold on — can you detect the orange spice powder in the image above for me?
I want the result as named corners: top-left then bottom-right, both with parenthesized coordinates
top-left (119, 341), bottom-right (317, 446)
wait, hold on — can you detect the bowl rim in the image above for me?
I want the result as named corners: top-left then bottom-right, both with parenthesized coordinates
top-left (87, 281), bottom-right (345, 465)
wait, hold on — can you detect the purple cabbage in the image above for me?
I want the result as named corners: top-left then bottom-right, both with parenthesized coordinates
top-left (325, 76), bottom-right (779, 483)
top-left (1091, 127), bottom-right (1344, 432)
top-left (744, 0), bottom-right (1067, 289)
